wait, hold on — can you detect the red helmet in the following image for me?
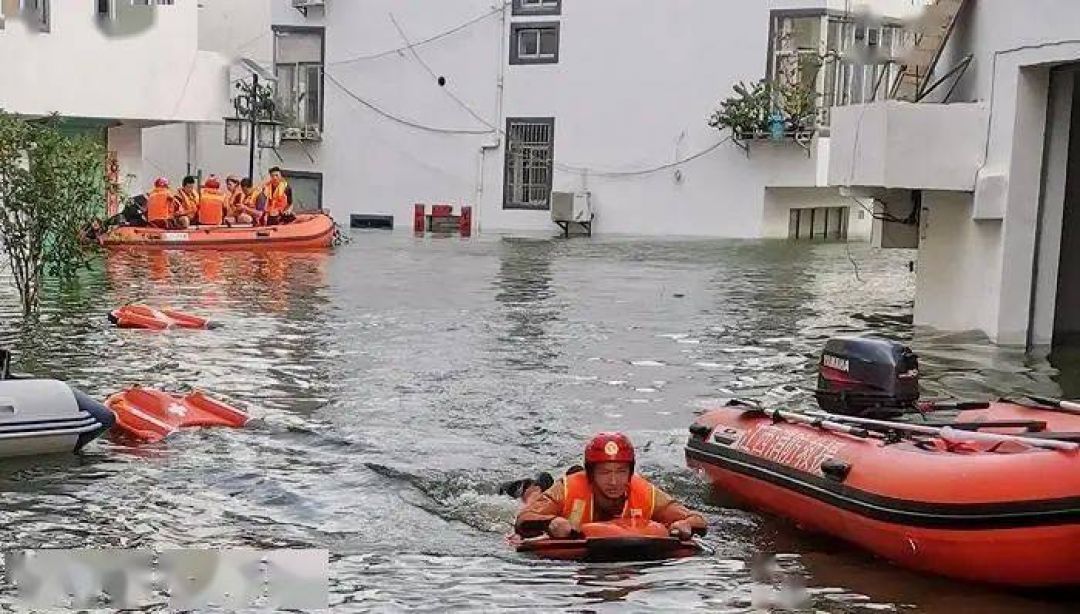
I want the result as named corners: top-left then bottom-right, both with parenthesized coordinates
top-left (153, 177), bottom-right (169, 188)
top-left (204, 176), bottom-right (220, 189)
top-left (584, 432), bottom-right (635, 465)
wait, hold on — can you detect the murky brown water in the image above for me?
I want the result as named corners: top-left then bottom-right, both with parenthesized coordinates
top-left (0, 234), bottom-right (1075, 611)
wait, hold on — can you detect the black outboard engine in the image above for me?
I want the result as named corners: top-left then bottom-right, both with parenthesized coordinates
top-left (814, 337), bottom-right (919, 418)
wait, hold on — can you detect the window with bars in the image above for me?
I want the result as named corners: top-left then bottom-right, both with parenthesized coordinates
top-left (788, 206), bottom-right (849, 240)
top-left (274, 27), bottom-right (324, 140)
top-left (504, 118), bottom-right (555, 210)
top-left (509, 22), bottom-right (559, 65)
top-left (512, 0), bottom-right (561, 17)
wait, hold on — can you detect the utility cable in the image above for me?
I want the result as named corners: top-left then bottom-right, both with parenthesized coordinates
top-left (388, 12), bottom-right (497, 130)
top-left (324, 70), bottom-right (495, 135)
top-left (328, 6), bottom-right (505, 65)
top-left (553, 137), bottom-right (732, 178)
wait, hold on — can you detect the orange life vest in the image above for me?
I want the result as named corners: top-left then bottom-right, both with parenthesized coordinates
top-left (263, 180), bottom-right (289, 215)
top-left (176, 188), bottom-right (199, 217)
top-left (146, 187), bottom-right (173, 223)
top-left (227, 188), bottom-right (245, 216)
top-left (560, 471), bottom-right (656, 528)
top-left (197, 188), bottom-right (226, 226)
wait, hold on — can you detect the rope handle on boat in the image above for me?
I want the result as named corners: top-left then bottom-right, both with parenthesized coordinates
top-left (806, 410), bottom-right (1079, 452)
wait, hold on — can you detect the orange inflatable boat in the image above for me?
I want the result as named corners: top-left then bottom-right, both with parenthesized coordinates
top-left (686, 337), bottom-right (1080, 588)
top-left (515, 518), bottom-right (704, 562)
top-left (100, 213), bottom-right (335, 250)
top-left (108, 304), bottom-right (216, 330)
top-left (687, 401), bottom-right (1080, 587)
top-left (106, 387), bottom-right (250, 443)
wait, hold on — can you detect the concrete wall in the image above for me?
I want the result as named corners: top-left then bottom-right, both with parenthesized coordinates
top-left (0, 1), bottom-right (229, 123)
top-left (259, 0), bottom-right (852, 237)
top-left (900, 0), bottom-right (1080, 344)
top-left (829, 101), bottom-right (988, 190)
top-left (913, 191), bottom-right (1003, 335)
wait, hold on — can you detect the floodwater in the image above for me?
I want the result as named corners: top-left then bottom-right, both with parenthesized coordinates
top-left (0, 233), bottom-right (1075, 612)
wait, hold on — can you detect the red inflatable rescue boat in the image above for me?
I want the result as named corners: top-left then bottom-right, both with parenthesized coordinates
top-left (515, 518), bottom-right (704, 562)
top-left (108, 304), bottom-right (216, 330)
top-left (106, 387), bottom-right (249, 443)
top-left (100, 213), bottom-right (335, 250)
top-left (686, 337), bottom-right (1080, 588)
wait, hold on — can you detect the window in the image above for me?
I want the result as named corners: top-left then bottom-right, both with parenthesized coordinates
top-left (274, 27), bottom-right (324, 140)
top-left (512, 0), bottom-right (561, 17)
top-left (788, 207), bottom-right (849, 240)
top-left (769, 11), bottom-right (913, 126)
top-left (771, 14), bottom-right (825, 120)
top-left (281, 170), bottom-right (323, 213)
top-left (21, 0), bottom-right (50, 32)
top-left (826, 18), bottom-right (908, 108)
top-left (504, 118), bottom-right (554, 210)
top-left (509, 22), bottom-right (559, 65)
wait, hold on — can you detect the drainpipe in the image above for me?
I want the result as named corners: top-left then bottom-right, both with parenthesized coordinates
top-left (475, 0), bottom-right (508, 234)
top-left (185, 123), bottom-right (197, 176)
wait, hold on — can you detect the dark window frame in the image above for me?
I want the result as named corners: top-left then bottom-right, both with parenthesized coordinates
top-left (509, 21), bottom-right (560, 66)
top-left (503, 117), bottom-right (555, 211)
top-left (512, 0), bottom-right (561, 17)
top-left (272, 25), bottom-right (326, 135)
top-left (281, 169), bottom-right (324, 212)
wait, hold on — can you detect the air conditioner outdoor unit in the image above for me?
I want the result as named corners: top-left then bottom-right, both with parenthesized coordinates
top-left (551, 191), bottom-right (592, 223)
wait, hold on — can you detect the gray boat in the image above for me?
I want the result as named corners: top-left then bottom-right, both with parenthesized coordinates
top-left (0, 352), bottom-right (114, 458)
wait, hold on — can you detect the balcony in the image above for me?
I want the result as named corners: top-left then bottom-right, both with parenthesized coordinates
top-left (828, 101), bottom-right (988, 191)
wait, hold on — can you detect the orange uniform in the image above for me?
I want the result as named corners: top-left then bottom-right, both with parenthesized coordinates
top-left (145, 187), bottom-right (174, 224)
top-left (262, 180), bottom-right (290, 216)
top-left (561, 471), bottom-right (656, 527)
top-left (197, 187), bottom-right (226, 226)
top-left (515, 472), bottom-right (698, 536)
top-left (226, 188), bottom-right (245, 218)
top-left (175, 188), bottom-right (199, 218)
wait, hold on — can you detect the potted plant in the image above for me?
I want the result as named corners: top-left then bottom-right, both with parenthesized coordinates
top-left (708, 79), bottom-right (771, 141)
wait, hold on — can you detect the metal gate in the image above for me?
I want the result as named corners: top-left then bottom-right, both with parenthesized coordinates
top-left (504, 118), bottom-right (554, 209)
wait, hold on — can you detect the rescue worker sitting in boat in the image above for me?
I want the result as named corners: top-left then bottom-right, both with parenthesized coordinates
top-left (196, 176), bottom-right (226, 226)
top-left (174, 175), bottom-right (200, 229)
top-left (224, 175), bottom-right (254, 225)
top-left (144, 177), bottom-right (176, 229)
top-left (262, 167), bottom-right (296, 226)
top-left (512, 432), bottom-right (708, 540)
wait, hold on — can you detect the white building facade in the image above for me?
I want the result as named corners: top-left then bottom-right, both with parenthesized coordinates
top-left (828, 0), bottom-right (1080, 346)
top-left (0, 0), bottom-right (232, 203)
top-left (251, 0), bottom-right (941, 239)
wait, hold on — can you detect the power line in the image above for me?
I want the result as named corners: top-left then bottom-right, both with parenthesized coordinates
top-left (328, 6), bottom-right (504, 65)
top-left (323, 70), bottom-right (495, 135)
top-left (330, 65), bottom-right (731, 177)
top-left (553, 137), bottom-right (732, 178)
top-left (170, 53), bottom-right (199, 119)
top-left (388, 12), bottom-right (497, 130)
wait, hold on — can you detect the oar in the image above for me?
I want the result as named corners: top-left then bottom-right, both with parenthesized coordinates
top-left (1023, 395), bottom-right (1080, 416)
top-left (738, 403), bottom-right (881, 440)
top-left (806, 410), bottom-right (1078, 452)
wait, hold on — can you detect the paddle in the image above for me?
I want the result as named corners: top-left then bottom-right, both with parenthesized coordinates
top-left (1023, 395), bottom-right (1080, 417)
top-left (805, 410), bottom-right (1078, 452)
top-left (735, 401), bottom-right (882, 441)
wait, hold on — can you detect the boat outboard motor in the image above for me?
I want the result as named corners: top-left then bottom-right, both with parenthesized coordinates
top-left (814, 337), bottom-right (919, 418)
